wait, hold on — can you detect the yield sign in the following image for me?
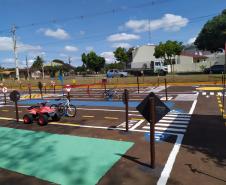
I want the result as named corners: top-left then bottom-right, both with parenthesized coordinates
top-left (136, 92), bottom-right (170, 123)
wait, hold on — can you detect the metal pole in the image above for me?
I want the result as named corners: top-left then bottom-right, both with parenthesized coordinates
top-left (137, 74), bottom-right (140, 94)
top-left (15, 101), bottom-right (19, 122)
top-left (12, 25), bottom-right (20, 81)
top-left (223, 42), bottom-right (226, 116)
top-left (29, 86), bottom-right (31, 99)
top-left (149, 97), bottom-right (156, 168)
top-left (67, 92), bottom-right (70, 102)
top-left (4, 93), bottom-right (6, 105)
top-left (125, 89), bottom-right (129, 132)
top-left (53, 85), bottom-right (56, 94)
top-left (164, 78), bottom-right (168, 101)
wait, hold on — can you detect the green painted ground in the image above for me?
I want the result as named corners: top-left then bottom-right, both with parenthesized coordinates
top-left (0, 127), bottom-right (133, 185)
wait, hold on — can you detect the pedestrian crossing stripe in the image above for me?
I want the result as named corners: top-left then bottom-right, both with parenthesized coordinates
top-left (199, 91), bottom-right (226, 96)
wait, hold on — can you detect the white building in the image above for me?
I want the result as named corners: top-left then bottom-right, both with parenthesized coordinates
top-left (131, 44), bottom-right (225, 73)
top-left (131, 45), bottom-right (164, 69)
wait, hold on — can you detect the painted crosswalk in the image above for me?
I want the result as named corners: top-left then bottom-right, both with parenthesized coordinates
top-left (116, 111), bottom-right (191, 141)
top-left (198, 91), bottom-right (226, 97)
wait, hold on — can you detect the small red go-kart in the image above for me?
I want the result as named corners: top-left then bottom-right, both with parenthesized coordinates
top-left (23, 102), bottom-right (61, 126)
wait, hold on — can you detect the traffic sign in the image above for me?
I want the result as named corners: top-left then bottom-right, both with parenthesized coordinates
top-left (136, 92), bottom-right (170, 123)
top-left (65, 85), bottom-right (71, 92)
top-left (2, 87), bottom-right (7, 93)
top-left (51, 81), bottom-right (55, 86)
top-left (10, 90), bottom-right (20, 102)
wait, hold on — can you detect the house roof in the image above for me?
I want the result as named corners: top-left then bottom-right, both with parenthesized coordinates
top-left (180, 51), bottom-right (208, 59)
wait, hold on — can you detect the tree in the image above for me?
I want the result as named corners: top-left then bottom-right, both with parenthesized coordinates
top-left (113, 47), bottom-right (129, 68)
top-left (31, 56), bottom-right (44, 71)
top-left (81, 51), bottom-right (105, 73)
top-left (154, 40), bottom-right (183, 73)
top-left (195, 9), bottom-right (226, 52)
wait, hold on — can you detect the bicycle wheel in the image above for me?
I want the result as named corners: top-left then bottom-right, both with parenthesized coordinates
top-left (50, 104), bottom-right (58, 111)
top-left (66, 105), bottom-right (76, 117)
top-left (58, 105), bottom-right (66, 116)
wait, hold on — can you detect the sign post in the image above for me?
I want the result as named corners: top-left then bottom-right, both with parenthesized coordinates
top-left (51, 81), bottom-right (56, 94)
top-left (65, 84), bottom-right (71, 101)
top-left (38, 82), bottom-right (43, 99)
top-left (28, 83), bottom-right (32, 99)
top-left (149, 97), bottom-right (156, 168)
top-left (10, 90), bottom-right (20, 122)
top-left (43, 83), bottom-right (47, 94)
top-left (137, 73), bottom-right (140, 94)
top-left (122, 89), bottom-right (129, 132)
top-left (2, 87), bottom-right (7, 105)
top-left (136, 92), bottom-right (170, 168)
top-left (164, 78), bottom-right (168, 101)
top-left (102, 79), bottom-right (107, 93)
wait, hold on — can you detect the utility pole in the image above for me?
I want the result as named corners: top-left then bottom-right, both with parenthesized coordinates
top-left (148, 17), bottom-right (151, 44)
top-left (11, 25), bottom-right (20, 80)
top-left (26, 56), bottom-right (30, 80)
top-left (68, 56), bottom-right (71, 65)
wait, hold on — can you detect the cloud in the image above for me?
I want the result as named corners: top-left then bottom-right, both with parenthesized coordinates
top-left (100, 52), bottom-right (115, 63)
top-left (1, 58), bottom-right (34, 68)
top-left (112, 42), bottom-right (131, 49)
top-left (187, 36), bottom-right (196, 45)
top-left (0, 36), bottom-right (42, 53)
top-left (85, 46), bottom-right (94, 52)
top-left (64, 45), bottom-right (78, 52)
top-left (107, 33), bottom-right (140, 42)
top-left (125, 14), bottom-right (189, 32)
top-left (42, 28), bottom-right (70, 40)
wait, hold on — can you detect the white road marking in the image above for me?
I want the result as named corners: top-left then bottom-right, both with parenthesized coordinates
top-left (210, 92), bottom-right (214, 96)
top-left (162, 116), bottom-right (190, 121)
top-left (157, 99), bottom-right (197, 185)
top-left (130, 119), bottom-right (145, 130)
top-left (202, 92), bottom-right (206, 95)
top-left (155, 123), bottom-right (188, 128)
top-left (159, 120), bottom-right (189, 124)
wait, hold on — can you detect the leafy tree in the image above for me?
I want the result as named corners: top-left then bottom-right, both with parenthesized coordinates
top-left (81, 51), bottom-right (105, 73)
top-left (113, 47), bottom-right (129, 68)
top-left (154, 40), bottom-right (183, 73)
top-left (31, 56), bottom-right (44, 71)
top-left (105, 62), bottom-right (124, 70)
top-left (195, 9), bottom-right (226, 52)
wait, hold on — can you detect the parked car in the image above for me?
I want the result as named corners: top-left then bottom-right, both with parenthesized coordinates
top-left (204, 65), bottom-right (225, 74)
top-left (106, 69), bottom-right (128, 78)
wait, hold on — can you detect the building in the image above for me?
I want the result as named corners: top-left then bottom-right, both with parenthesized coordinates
top-left (131, 44), bottom-right (164, 69)
top-left (169, 51), bottom-right (209, 73)
top-left (131, 44), bottom-right (224, 73)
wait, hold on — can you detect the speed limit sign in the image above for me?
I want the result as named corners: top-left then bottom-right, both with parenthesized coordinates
top-left (2, 87), bottom-right (7, 93)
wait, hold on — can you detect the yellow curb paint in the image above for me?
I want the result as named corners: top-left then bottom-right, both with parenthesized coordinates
top-left (82, 116), bottom-right (95, 118)
top-left (1, 110), bottom-right (9, 112)
top-left (104, 117), bottom-right (119, 120)
top-left (196, 87), bottom-right (223, 91)
top-left (49, 122), bottom-right (80, 127)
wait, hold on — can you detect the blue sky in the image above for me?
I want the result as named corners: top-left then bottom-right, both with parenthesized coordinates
top-left (0, 0), bottom-right (226, 68)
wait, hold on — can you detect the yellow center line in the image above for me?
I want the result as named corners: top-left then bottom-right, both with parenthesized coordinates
top-left (82, 115), bottom-right (95, 118)
top-left (49, 122), bottom-right (80, 127)
top-left (104, 117), bottom-right (119, 120)
top-left (1, 110), bottom-right (9, 112)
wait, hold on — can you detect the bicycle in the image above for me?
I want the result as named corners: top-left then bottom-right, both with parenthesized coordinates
top-left (50, 97), bottom-right (76, 117)
top-left (103, 89), bottom-right (120, 100)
